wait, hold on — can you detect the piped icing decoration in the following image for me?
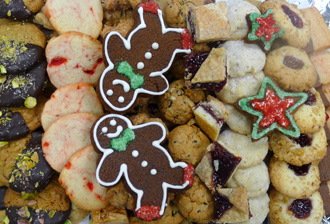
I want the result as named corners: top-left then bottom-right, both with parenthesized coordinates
top-left (109, 128), bottom-right (135, 152)
top-left (238, 77), bottom-right (308, 140)
top-left (99, 2), bottom-right (191, 112)
top-left (247, 9), bottom-right (284, 51)
top-left (92, 114), bottom-right (193, 221)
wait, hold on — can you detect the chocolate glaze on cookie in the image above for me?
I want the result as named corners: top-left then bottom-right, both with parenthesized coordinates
top-left (9, 130), bottom-right (55, 196)
top-left (0, 108), bottom-right (29, 141)
top-left (0, 0), bottom-right (33, 21)
top-left (6, 205), bottom-right (71, 224)
top-left (0, 186), bottom-right (7, 210)
top-left (0, 61), bottom-right (47, 107)
top-left (0, 41), bottom-right (45, 74)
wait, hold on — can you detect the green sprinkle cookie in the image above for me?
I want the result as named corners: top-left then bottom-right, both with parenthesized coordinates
top-left (238, 77), bottom-right (308, 140)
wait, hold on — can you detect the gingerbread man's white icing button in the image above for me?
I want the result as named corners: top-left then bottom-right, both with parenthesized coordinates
top-left (150, 169), bottom-right (157, 175)
top-left (132, 150), bottom-right (139, 157)
top-left (118, 96), bottom-right (125, 103)
top-left (101, 127), bottom-right (108, 133)
top-left (137, 62), bottom-right (144, 70)
top-left (106, 89), bottom-right (113, 96)
top-left (145, 52), bottom-right (152, 59)
top-left (152, 42), bottom-right (159, 50)
top-left (141, 161), bottom-right (148, 167)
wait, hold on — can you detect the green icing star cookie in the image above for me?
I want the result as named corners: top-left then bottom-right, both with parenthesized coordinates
top-left (247, 9), bottom-right (284, 51)
top-left (238, 77), bottom-right (308, 140)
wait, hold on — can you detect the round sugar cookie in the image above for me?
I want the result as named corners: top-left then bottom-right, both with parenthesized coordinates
top-left (224, 103), bottom-right (252, 135)
top-left (218, 129), bottom-right (268, 168)
top-left (269, 157), bottom-right (320, 199)
top-left (59, 145), bottom-right (109, 211)
top-left (46, 31), bottom-right (105, 88)
top-left (241, 194), bottom-right (270, 224)
top-left (41, 83), bottom-right (104, 130)
top-left (269, 189), bottom-right (324, 224)
top-left (42, 113), bottom-right (99, 172)
top-left (226, 161), bottom-right (270, 198)
top-left (44, 0), bottom-right (103, 38)
top-left (269, 128), bottom-right (327, 166)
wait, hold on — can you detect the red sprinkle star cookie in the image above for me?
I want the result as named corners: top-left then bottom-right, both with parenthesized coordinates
top-left (238, 77), bottom-right (308, 139)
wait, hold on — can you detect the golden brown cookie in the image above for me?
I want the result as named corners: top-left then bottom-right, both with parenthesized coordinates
top-left (264, 46), bottom-right (317, 92)
top-left (91, 206), bottom-right (129, 224)
top-left (269, 128), bottom-right (327, 166)
top-left (23, 0), bottom-right (44, 13)
top-left (168, 124), bottom-right (210, 166)
top-left (260, 0), bottom-right (311, 48)
top-left (68, 203), bottom-right (90, 224)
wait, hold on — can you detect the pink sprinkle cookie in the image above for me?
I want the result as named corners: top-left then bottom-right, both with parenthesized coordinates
top-left (46, 31), bottom-right (105, 88)
top-left (44, 0), bottom-right (103, 38)
top-left (59, 145), bottom-right (109, 211)
top-left (42, 113), bottom-right (99, 172)
top-left (41, 83), bottom-right (104, 130)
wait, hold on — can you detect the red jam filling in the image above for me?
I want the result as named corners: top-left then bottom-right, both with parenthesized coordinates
top-left (326, 112), bottom-right (329, 121)
top-left (288, 163), bottom-right (311, 176)
top-left (293, 134), bottom-right (312, 147)
top-left (139, 2), bottom-right (159, 14)
top-left (181, 28), bottom-right (194, 50)
top-left (185, 51), bottom-right (210, 78)
top-left (214, 192), bottom-right (233, 219)
top-left (211, 142), bottom-right (241, 188)
top-left (196, 104), bottom-right (224, 125)
top-left (281, 5), bottom-right (303, 28)
top-left (251, 89), bottom-right (294, 129)
top-left (183, 163), bottom-right (194, 186)
top-left (136, 205), bottom-right (161, 221)
top-left (255, 14), bottom-right (281, 41)
top-left (304, 91), bottom-right (316, 106)
top-left (289, 199), bottom-right (312, 219)
top-left (49, 57), bottom-right (67, 67)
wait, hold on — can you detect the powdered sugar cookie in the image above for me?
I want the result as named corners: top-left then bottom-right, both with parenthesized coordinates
top-left (44, 0), bottom-right (103, 38)
top-left (42, 113), bottom-right (99, 172)
top-left (224, 103), bottom-right (252, 135)
top-left (59, 145), bottom-right (109, 211)
top-left (218, 129), bottom-right (268, 168)
top-left (41, 83), bottom-right (104, 130)
top-left (46, 31), bottom-right (105, 88)
top-left (226, 161), bottom-right (270, 198)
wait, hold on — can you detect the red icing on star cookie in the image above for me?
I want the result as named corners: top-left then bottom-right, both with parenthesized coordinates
top-left (139, 1), bottom-right (159, 14)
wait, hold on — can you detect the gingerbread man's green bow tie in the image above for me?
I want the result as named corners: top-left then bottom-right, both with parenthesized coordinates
top-left (117, 61), bottom-right (145, 90)
top-left (110, 128), bottom-right (135, 151)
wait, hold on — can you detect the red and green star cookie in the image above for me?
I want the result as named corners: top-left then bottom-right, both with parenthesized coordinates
top-left (238, 77), bottom-right (308, 140)
top-left (246, 9), bottom-right (284, 51)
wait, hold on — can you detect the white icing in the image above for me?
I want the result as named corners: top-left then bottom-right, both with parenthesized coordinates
top-left (150, 169), bottom-right (157, 175)
top-left (106, 89), bottom-right (113, 96)
top-left (152, 42), bottom-right (159, 50)
top-left (141, 161), bottom-right (148, 167)
top-left (106, 125), bottom-right (123, 138)
top-left (145, 52), bottom-right (152, 59)
top-left (94, 114), bottom-right (189, 217)
top-left (101, 127), bottom-right (108, 133)
top-left (137, 62), bottom-right (144, 70)
top-left (132, 150), bottom-right (139, 157)
top-left (113, 79), bottom-right (130, 92)
top-left (99, 6), bottom-right (191, 112)
top-left (110, 119), bottom-right (117, 126)
top-left (118, 96), bottom-right (125, 103)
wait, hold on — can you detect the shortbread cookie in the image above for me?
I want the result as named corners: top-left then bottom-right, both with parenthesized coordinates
top-left (46, 31), bottom-right (105, 88)
top-left (216, 71), bottom-right (265, 104)
top-left (226, 161), bottom-right (270, 198)
top-left (193, 96), bottom-right (229, 141)
top-left (41, 83), bottom-right (104, 130)
top-left (218, 129), bottom-right (269, 169)
top-left (227, 0), bottom-right (260, 40)
top-left (293, 88), bottom-right (325, 134)
top-left (241, 194), bottom-right (270, 224)
top-left (310, 50), bottom-right (330, 85)
top-left (168, 124), bottom-right (210, 166)
top-left (42, 113), bottom-right (99, 172)
top-left (269, 128), bottom-right (327, 166)
top-left (224, 103), bottom-right (252, 135)
top-left (269, 189), bottom-right (324, 224)
top-left (176, 176), bottom-right (214, 223)
top-left (269, 157), bottom-right (320, 199)
top-left (59, 145), bottom-right (109, 211)
top-left (186, 1), bottom-right (231, 43)
top-left (219, 40), bottom-right (266, 78)
top-left (260, 0), bottom-right (311, 48)
top-left (264, 46), bottom-right (317, 92)
top-left (0, 0), bottom-right (43, 21)
top-left (44, 0), bottom-right (103, 38)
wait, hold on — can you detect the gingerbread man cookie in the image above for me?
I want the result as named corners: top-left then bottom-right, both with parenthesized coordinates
top-left (99, 1), bottom-right (192, 112)
top-left (92, 114), bottom-right (194, 221)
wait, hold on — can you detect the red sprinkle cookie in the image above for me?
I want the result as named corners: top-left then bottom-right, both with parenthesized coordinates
top-left (92, 114), bottom-right (194, 221)
top-left (98, 2), bottom-right (192, 112)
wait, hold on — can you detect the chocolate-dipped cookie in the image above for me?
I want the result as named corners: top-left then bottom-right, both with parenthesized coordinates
top-left (0, 0), bottom-right (44, 21)
top-left (0, 186), bottom-right (7, 210)
top-left (0, 108), bottom-right (29, 142)
top-left (0, 61), bottom-right (47, 107)
top-left (9, 130), bottom-right (55, 198)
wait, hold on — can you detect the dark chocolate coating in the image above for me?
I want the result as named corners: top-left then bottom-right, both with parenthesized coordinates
top-left (6, 205), bottom-right (71, 224)
top-left (0, 61), bottom-right (47, 107)
top-left (0, 186), bottom-right (7, 210)
top-left (0, 41), bottom-right (45, 74)
top-left (0, 0), bottom-right (33, 21)
top-left (9, 130), bottom-right (55, 194)
top-left (0, 108), bottom-right (29, 141)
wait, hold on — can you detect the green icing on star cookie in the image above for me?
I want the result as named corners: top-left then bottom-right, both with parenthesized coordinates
top-left (238, 77), bottom-right (308, 140)
top-left (117, 61), bottom-right (145, 90)
top-left (247, 9), bottom-right (284, 51)
top-left (110, 128), bottom-right (135, 151)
